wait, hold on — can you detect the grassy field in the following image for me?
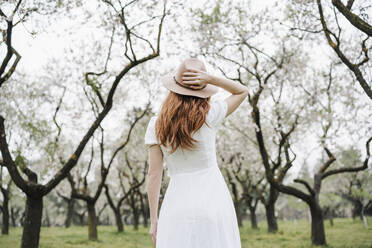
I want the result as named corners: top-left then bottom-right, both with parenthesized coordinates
top-left (0, 218), bottom-right (371, 248)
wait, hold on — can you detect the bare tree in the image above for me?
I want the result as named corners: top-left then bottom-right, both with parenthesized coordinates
top-left (272, 139), bottom-right (370, 245)
top-left (56, 187), bottom-right (76, 228)
top-left (9, 204), bottom-right (21, 227)
top-left (221, 152), bottom-right (265, 229)
top-left (104, 160), bottom-right (146, 232)
top-left (268, 72), bottom-right (371, 245)
top-left (221, 154), bottom-right (247, 227)
top-left (217, 45), bottom-right (297, 233)
top-left (317, 0), bottom-right (372, 100)
top-left (122, 153), bottom-right (147, 230)
top-left (68, 105), bottom-right (148, 240)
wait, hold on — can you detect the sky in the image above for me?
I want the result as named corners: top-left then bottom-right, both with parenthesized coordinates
top-left (8, 0), bottom-right (276, 72)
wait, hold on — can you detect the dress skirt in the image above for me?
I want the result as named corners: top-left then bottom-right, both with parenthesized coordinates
top-left (156, 165), bottom-right (242, 248)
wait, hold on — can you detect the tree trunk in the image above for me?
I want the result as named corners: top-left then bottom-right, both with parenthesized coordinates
top-left (361, 205), bottom-right (369, 229)
top-left (329, 215), bottom-right (334, 226)
top-left (133, 207), bottom-right (139, 230)
top-left (265, 203), bottom-right (278, 233)
top-left (21, 195), bottom-right (43, 248)
top-left (309, 202), bottom-right (327, 246)
top-left (87, 201), bottom-right (98, 240)
top-left (263, 185), bottom-right (279, 233)
top-left (1, 191), bottom-right (9, 234)
top-left (44, 208), bottom-right (50, 227)
top-left (115, 211), bottom-right (124, 232)
top-left (235, 203), bottom-right (243, 227)
top-left (10, 206), bottom-right (17, 227)
top-left (328, 208), bottom-right (334, 227)
top-left (65, 199), bottom-right (75, 228)
top-left (129, 192), bottom-right (140, 231)
top-left (139, 193), bottom-right (148, 228)
top-left (352, 200), bottom-right (363, 220)
top-left (249, 206), bottom-right (258, 229)
top-left (142, 207), bottom-right (148, 228)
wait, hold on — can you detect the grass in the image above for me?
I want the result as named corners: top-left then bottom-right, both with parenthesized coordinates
top-left (0, 218), bottom-right (371, 248)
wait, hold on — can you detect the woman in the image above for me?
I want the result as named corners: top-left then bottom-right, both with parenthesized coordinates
top-left (145, 58), bottom-right (248, 248)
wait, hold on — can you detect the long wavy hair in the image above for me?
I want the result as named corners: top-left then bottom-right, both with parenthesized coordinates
top-left (155, 91), bottom-right (211, 154)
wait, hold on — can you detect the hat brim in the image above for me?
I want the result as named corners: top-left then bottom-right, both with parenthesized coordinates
top-left (161, 70), bottom-right (219, 99)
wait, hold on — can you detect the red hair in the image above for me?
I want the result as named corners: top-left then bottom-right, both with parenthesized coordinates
top-left (155, 91), bottom-right (210, 154)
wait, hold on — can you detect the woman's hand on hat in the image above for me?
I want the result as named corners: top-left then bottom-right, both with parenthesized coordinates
top-left (182, 68), bottom-right (210, 90)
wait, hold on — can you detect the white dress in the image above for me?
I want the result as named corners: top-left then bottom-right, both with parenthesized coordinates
top-left (144, 99), bottom-right (242, 248)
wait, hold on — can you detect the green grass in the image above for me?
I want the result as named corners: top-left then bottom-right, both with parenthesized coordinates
top-left (0, 218), bottom-right (371, 248)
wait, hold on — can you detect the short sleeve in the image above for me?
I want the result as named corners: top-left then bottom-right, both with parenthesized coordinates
top-left (206, 99), bottom-right (228, 128)
top-left (144, 116), bottom-right (160, 146)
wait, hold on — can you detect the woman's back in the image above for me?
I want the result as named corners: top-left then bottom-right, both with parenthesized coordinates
top-left (145, 58), bottom-right (248, 247)
top-left (145, 99), bottom-right (228, 176)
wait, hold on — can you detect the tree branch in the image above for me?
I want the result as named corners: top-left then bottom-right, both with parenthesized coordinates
top-left (0, 20), bottom-right (21, 88)
top-left (322, 136), bottom-right (372, 179)
top-left (294, 179), bottom-right (315, 196)
top-left (332, 0), bottom-right (372, 36)
top-left (318, 147), bottom-right (336, 173)
top-left (0, 116), bottom-right (31, 194)
top-left (317, 0), bottom-right (372, 100)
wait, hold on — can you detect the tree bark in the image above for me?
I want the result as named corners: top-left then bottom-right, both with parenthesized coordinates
top-left (21, 196), bottom-right (43, 248)
top-left (1, 186), bottom-right (9, 234)
top-left (264, 185), bottom-right (278, 233)
top-left (132, 205), bottom-right (139, 230)
top-left (352, 200), bottom-right (363, 220)
top-left (329, 215), bottom-right (334, 226)
top-left (139, 192), bottom-right (148, 228)
top-left (310, 201), bottom-right (327, 246)
top-left (87, 201), bottom-right (97, 240)
top-left (234, 202), bottom-right (243, 227)
top-left (115, 211), bottom-right (124, 232)
top-left (10, 206), bottom-right (17, 227)
top-left (43, 208), bottom-right (50, 227)
top-left (265, 202), bottom-right (278, 233)
top-left (65, 199), bottom-right (75, 228)
top-left (331, 0), bottom-right (372, 36)
top-left (249, 206), bottom-right (258, 229)
top-left (104, 184), bottom-right (125, 232)
top-left (130, 191), bottom-right (140, 230)
top-left (249, 208), bottom-right (258, 229)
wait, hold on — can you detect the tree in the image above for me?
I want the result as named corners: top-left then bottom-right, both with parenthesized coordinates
top-left (68, 105), bottom-right (148, 240)
top-left (338, 167), bottom-right (372, 227)
top-left (267, 70), bottom-right (371, 245)
top-left (221, 152), bottom-right (264, 229)
top-left (0, 1), bottom-right (167, 247)
top-left (116, 150), bottom-right (149, 230)
top-left (56, 187), bottom-right (76, 228)
top-left (284, 0), bottom-right (372, 100)
top-left (317, 0), bottom-right (372, 100)
top-left (0, 165), bottom-right (12, 234)
top-left (221, 154), bottom-right (248, 227)
top-left (104, 164), bottom-right (145, 232)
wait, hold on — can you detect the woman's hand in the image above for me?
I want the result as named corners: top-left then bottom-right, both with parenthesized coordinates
top-left (149, 220), bottom-right (158, 244)
top-left (182, 68), bottom-right (212, 90)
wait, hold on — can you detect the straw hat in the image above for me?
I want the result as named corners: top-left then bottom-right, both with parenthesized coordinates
top-left (161, 58), bottom-right (219, 98)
